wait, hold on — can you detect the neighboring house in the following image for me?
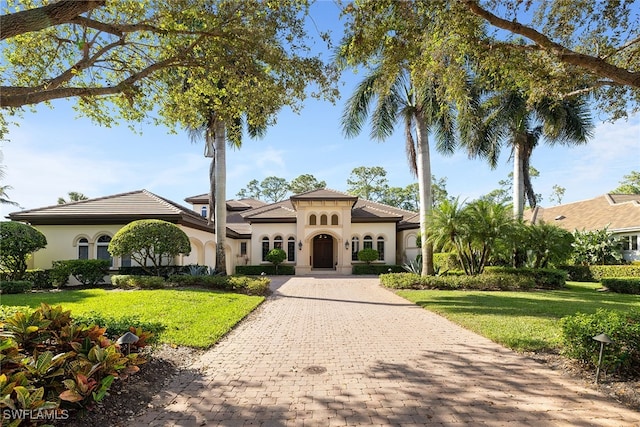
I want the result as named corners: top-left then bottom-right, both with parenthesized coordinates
top-left (7, 188), bottom-right (420, 275)
top-left (524, 194), bottom-right (640, 262)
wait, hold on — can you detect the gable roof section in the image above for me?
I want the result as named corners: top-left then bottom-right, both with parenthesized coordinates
top-left (525, 194), bottom-right (640, 233)
top-left (7, 190), bottom-right (213, 232)
top-left (184, 194), bottom-right (266, 211)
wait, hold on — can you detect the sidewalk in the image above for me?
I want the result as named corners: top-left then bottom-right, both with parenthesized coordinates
top-left (138, 277), bottom-right (639, 426)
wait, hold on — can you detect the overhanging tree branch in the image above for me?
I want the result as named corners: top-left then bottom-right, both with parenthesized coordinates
top-left (462, 0), bottom-right (640, 89)
top-left (0, 0), bottom-right (106, 40)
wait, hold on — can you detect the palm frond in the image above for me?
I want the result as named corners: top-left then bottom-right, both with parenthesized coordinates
top-left (404, 114), bottom-right (418, 176)
top-left (341, 68), bottom-right (381, 138)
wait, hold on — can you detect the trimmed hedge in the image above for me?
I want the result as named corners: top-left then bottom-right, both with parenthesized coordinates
top-left (235, 265), bottom-right (295, 276)
top-left (601, 277), bottom-right (640, 294)
top-left (51, 259), bottom-right (110, 286)
top-left (2, 269), bottom-right (53, 289)
top-left (0, 280), bottom-right (32, 294)
top-left (111, 275), bottom-right (165, 289)
top-left (379, 272), bottom-right (536, 291)
top-left (353, 264), bottom-right (405, 275)
top-left (561, 264), bottom-right (640, 281)
top-left (483, 266), bottom-right (566, 289)
top-left (561, 309), bottom-right (640, 376)
top-left (167, 274), bottom-right (271, 295)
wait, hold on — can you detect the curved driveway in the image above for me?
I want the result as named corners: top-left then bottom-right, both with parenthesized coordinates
top-left (139, 277), bottom-right (639, 426)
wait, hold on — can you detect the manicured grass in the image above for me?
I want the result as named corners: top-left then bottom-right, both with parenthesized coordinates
top-left (396, 281), bottom-right (640, 352)
top-left (0, 288), bottom-right (264, 348)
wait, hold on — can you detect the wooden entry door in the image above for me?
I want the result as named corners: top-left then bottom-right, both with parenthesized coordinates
top-left (313, 234), bottom-right (333, 268)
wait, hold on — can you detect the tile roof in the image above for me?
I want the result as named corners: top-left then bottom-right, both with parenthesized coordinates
top-left (183, 193), bottom-right (266, 211)
top-left (524, 194), bottom-right (640, 232)
top-left (242, 189), bottom-right (419, 227)
top-left (7, 190), bottom-right (212, 232)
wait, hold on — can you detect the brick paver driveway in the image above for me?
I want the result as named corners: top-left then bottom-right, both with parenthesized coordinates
top-left (139, 277), bottom-right (639, 426)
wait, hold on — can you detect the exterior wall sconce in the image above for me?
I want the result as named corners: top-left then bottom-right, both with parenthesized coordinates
top-left (344, 241), bottom-right (350, 250)
top-left (298, 240), bottom-right (303, 251)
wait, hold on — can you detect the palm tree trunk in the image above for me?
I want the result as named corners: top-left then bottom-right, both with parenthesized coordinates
top-left (512, 139), bottom-right (525, 219)
top-left (522, 141), bottom-right (537, 208)
top-left (213, 119), bottom-right (227, 275)
top-left (415, 114), bottom-right (434, 276)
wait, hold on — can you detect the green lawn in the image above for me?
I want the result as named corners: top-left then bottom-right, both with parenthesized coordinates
top-left (0, 288), bottom-right (264, 348)
top-left (396, 281), bottom-right (640, 352)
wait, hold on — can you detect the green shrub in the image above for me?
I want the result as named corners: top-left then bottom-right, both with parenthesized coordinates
top-left (601, 277), bottom-right (640, 294)
top-left (357, 248), bottom-right (379, 264)
top-left (353, 264), bottom-right (404, 275)
top-left (235, 265), bottom-right (295, 275)
top-left (0, 221), bottom-right (47, 280)
top-left (52, 259), bottom-right (111, 286)
top-left (266, 248), bottom-right (287, 273)
top-left (167, 274), bottom-right (271, 296)
top-left (560, 309), bottom-right (640, 376)
top-left (0, 304), bottom-right (33, 320)
top-left (433, 252), bottom-right (460, 272)
top-left (560, 265), bottom-right (640, 282)
top-left (0, 280), bottom-right (32, 294)
top-left (111, 275), bottom-right (165, 289)
top-left (589, 265), bottom-right (640, 280)
top-left (483, 266), bottom-right (566, 289)
top-left (72, 313), bottom-right (165, 343)
top-left (560, 265), bottom-right (594, 281)
top-left (24, 269), bottom-right (52, 289)
top-left (379, 272), bottom-right (536, 291)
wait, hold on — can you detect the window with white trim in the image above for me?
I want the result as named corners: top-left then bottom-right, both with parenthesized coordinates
top-left (287, 237), bottom-right (295, 262)
top-left (78, 238), bottom-right (89, 260)
top-left (261, 237), bottom-right (270, 261)
top-left (363, 235), bottom-right (373, 250)
top-left (351, 237), bottom-right (359, 261)
top-left (96, 235), bottom-right (112, 266)
top-left (377, 236), bottom-right (385, 261)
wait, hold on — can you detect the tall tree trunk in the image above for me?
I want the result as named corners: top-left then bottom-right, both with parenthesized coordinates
top-left (512, 139), bottom-right (525, 220)
top-left (214, 119), bottom-right (227, 275)
top-left (522, 139), bottom-right (537, 209)
top-left (415, 114), bottom-right (434, 276)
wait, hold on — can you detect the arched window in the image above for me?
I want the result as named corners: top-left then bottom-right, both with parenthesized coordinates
top-left (320, 214), bottom-right (328, 225)
top-left (96, 235), bottom-right (112, 266)
top-left (363, 235), bottom-right (373, 250)
top-left (261, 237), bottom-right (270, 261)
top-left (274, 235), bottom-right (283, 249)
top-left (287, 237), bottom-right (296, 262)
top-left (309, 214), bottom-right (317, 225)
top-left (351, 236), bottom-right (360, 261)
top-left (78, 238), bottom-right (89, 260)
top-left (331, 214), bottom-right (339, 225)
top-left (377, 236), bottom-right (385, 261)
top-left (200, 206), bottom-right (207, 218)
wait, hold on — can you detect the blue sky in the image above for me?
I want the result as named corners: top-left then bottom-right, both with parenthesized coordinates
top-left (1, 1), bottom-right (639, 218)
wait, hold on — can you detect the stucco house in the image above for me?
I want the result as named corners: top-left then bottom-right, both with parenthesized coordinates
top-left (7, 188), bottom-right (420, 275)
top-left (524, 193), bottom-right (640, 262)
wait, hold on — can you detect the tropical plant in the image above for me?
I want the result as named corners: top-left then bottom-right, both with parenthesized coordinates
top-left (108, 220), bottom-right (191, 276)
top-left (468, 90), bottom-right (593, 219)
top-left (572, 228), bottom-right (624, 265)
top-left (426, 198), bottom-right (515, 275)
top-left (0, 222), bottom-right (47, 280)
top-left (522, 221), bottom-right (574, 268)
top-left (340, 64), bottom-right (458, 276)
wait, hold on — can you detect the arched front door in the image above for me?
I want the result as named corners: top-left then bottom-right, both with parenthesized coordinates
top-left (313, 234), bottom-right (333, 268)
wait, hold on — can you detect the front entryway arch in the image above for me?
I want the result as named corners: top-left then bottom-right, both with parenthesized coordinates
top-left (312, 234), bottom-right (334, 268)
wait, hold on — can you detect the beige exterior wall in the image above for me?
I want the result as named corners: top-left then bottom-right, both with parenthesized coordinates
top-left (398, 229), bottom-right (420, 265)
top-left (350, 223), bottom-right (397, 265)
top-left (26, 223), bottom-right (220, 277)
top-left (250, 223), bottom-right (298, 268)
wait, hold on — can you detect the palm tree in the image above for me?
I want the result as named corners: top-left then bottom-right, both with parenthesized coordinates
top-left (57, 191), bottom-right (88, 204)
top-left (189, 108), bottom-right (265, 275)
top-left (341, 66), bottom-right (456, 275)
top-left (469, 91), bottom-right (593, 219)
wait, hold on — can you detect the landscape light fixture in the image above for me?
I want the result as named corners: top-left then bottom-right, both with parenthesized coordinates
top-left (116, 331), bottom-right (139, 355)
top-left (592, 333), bottom-right (613, 384)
